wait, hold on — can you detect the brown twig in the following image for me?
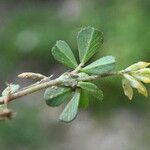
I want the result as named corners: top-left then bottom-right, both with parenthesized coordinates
top-left (0, 79), bottom-right (62, 104)
top-left (0, 68), bottom-right (119, 105)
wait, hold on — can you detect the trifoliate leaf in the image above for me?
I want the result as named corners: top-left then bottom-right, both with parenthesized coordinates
top-left (59, 90), bottom-right (80, 123)
top-left (52, 40), bottom-right (78, 68)
top-left (122, 78), bottom-right (133, 100)
top-left (78, 82), bottom-right (103, 101)
top-left (77, 27), bottom-right (103, 64)
top-left (124, 62), bottom-right (150, 72)
top-left (79, 89), bottom-right (89, 108)
top-left (2, 84), bottom-right (20, 96)
top-left (81, 56), bottom-right (116, 75)
top-left (44, 87), bottom-right (72, 107)
top-left (123, 74), bottom-right (148, 97)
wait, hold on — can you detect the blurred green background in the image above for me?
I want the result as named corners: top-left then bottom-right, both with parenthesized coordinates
top-left (0, 0), bottom-right (150, 150)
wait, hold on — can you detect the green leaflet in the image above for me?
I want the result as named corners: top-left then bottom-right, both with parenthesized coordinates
top-left (78, 82), bottom-right (103, 101)
top-left (2, 84), bottom-right (20, 96)
top-left (79, 89), bottom-right (89, 108)
top-left (81, 56), bottom-right (115, 75)
top-left (52, 40), bottom-right (78, 69)
top-left (77, 27), bottom-right (103, 64)
top-left (59, 90), bottom-right (80, 123)
top-left (44, 87), bottom-right (72, 107)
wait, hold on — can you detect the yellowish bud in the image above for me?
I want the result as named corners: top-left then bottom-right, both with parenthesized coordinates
top-left (125, 62), bottom-right (150, 72)
top-left (123, 74), bottom-right (148, 97)
top-left (18, 72), bottom-right (47, 80)
top-left (132, 74), bottom-right (150, 83)
top-left (122, 78), bottom-right (133, 100)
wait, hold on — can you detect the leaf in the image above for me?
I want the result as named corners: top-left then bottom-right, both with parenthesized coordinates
top-left (132, 74), bottom-right (150, 84)
top-left (52, 40), bottom-right (77, 68)
top-left (44, 87), bottom-right (72, 107)
top-left (78, 82), bottom-right (103, 101)
top-left (79, 89), bottom-right (89, 108)
top-left (135, 68), bottom-right (150, 78)
top-left (2, 84), bottom-right (20, 96)
top-left (77, 27), bottom-right (103, 64)
top-left (137, 68), bottom-right (150, 74)
top-left (122, 78), bottom-right (133, 100)
top-left (81, 56), bottom-right (116, 75)
top-left (123, 74), bottom-right (148, 97)
top-left (131, 68), bottom-right (150, 83)
top-left (124, 62), bottom-right (150, 72)
top-left (59, 90), bottom-right (80, 123)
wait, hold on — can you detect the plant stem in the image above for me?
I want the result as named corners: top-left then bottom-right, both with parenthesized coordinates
top-left (70, 63), bottom-right (84, 75)
top-left (0, 79), bottom-right (62, 104)
top-left (0, 71), bottom-right (119, 105)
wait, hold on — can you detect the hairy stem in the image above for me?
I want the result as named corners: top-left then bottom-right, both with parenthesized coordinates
top-left (0, 71), bottom-right (120, 105)
top-left (0, 79), bottom-right (62, 104)
top-left (70, 63), bottom-right (84, 75)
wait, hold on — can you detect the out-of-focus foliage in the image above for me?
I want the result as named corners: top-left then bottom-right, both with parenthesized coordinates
top-left (0, 0), bottom-right (150, 149)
